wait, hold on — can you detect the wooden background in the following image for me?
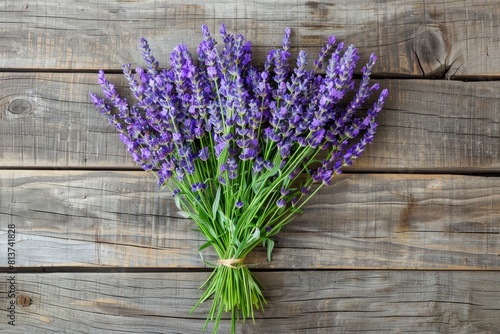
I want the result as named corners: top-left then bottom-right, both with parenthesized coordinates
top-left (1, 0), bottom-right (499, 333)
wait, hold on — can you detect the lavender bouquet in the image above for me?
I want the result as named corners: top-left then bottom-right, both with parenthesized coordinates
top-left (90, 23), bottom-right (387, 333)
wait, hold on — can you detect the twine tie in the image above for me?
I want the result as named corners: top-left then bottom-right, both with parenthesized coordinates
top-left (218, 258), bottom-right (245, 269)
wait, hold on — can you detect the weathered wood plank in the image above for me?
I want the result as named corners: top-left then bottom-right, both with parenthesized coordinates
top-left (0, 271), bottom-right (498, 333)
top-left (1, 73), bottom-right (499, 171)
top-left (1, 170), bottom-right (499, 270)
top-left (0, 73), bottom-right (132, 168)
top-left (0, 0), bottom-right (498, 77)
top-left (354, 78), bottom-right (500, 172)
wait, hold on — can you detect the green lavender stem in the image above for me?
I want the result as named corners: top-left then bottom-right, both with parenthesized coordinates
top-left (192, 263), bottom-right (266, 334)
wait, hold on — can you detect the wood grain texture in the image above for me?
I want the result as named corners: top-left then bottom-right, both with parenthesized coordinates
top-left (0, 73), bottom-right (132, 168)
top-left (0, 0), bottom-right (498, 77)
top-left (354, 79), bottom-right (500, 172)
top-left (1, 170), bottom-right (499, 270)
top-left (0, 271), bottom-right (498, 333)
top-left (1, 73), bottom-right (499, 172)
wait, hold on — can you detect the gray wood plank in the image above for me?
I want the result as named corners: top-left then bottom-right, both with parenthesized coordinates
top-left (0, 271), bottom-right (498, 333)
top-left (1, 170), bottom-right (499, 270)
top-left (1, 73), bottom-right (499, 172)
top-left (0, 73), bottom-right (131, 168)
top-left (354, 79), bottom-right (500, 172)
top-left (0, 0), bottom-right (498, 77)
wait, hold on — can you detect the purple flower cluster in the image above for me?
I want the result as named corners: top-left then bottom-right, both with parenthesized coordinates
top-left (90, 23), bottom-right (387, 192)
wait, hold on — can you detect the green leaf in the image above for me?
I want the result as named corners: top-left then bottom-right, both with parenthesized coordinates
top-left (262, 238), bottom-right (275, 262)
top-left (247, 227), bottom-right (260, 245)
top-left (198, 240), bottom-right (218, 267)
top-left (177, 211), bottom-right (191, 219)
top-left (251, 156), bottom-right (282, 195)
top-left (251, 176), bottom-right (264, 195)
top-left (212, 186), bottom-right (221, 220)
top-left (174, 193), bottom-right (183, 210)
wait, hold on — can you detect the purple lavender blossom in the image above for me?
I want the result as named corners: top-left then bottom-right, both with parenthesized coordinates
top-left (91, 22), bottom-right (387, 197)
top-left (191, 182), bottom-right (207, 192)
top-left (252, 157), bottom-right (264, 174)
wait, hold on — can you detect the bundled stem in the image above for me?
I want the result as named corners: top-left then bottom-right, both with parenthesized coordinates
top-left (192, 262), bottom-right (266, 333)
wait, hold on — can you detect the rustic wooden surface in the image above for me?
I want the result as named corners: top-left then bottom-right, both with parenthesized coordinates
top-left (0, 0), bottom-right (498, 78)
top-left (1, 170), bottom-right (499, 270)
top-left (1, 271), bottom-right (499, 333)
top-left (1, 0), bottom-right (499, 333)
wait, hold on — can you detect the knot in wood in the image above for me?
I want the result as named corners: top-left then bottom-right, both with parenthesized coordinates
top-left (448, 313), bottom-right (461, 328)
top-left (16, 294), bottom-right (32, 307)
top-left (413, 27), bottom-right (448, 78)
top-left (7, 98), bottom-right (34, 116)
